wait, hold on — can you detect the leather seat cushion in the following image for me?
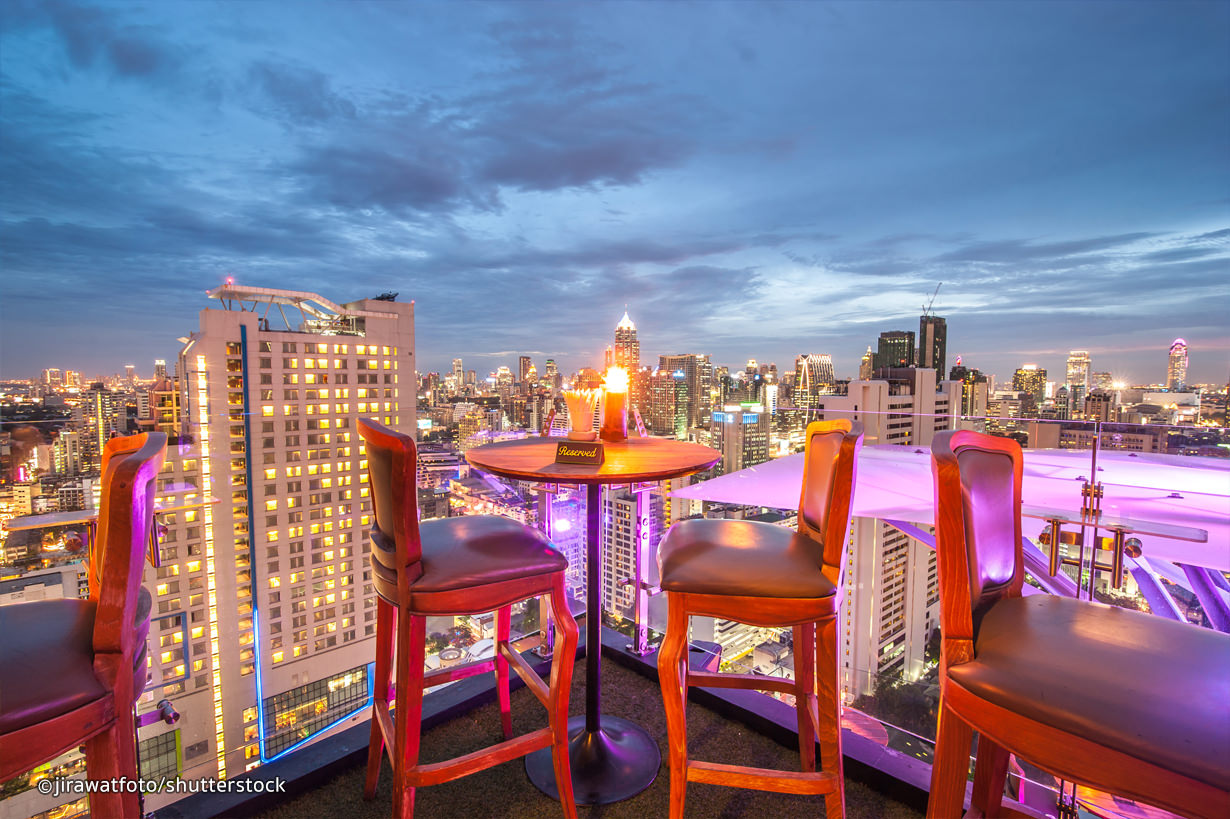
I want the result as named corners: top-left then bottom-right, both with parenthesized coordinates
top-left (950, 595), bottom-right (1230, 790)
top-left (0, 599), bottom-right (107, 734)
top-left (412, 515), bottom-right (567, 593)
top-left (658, 518), bottom-right (835, 599)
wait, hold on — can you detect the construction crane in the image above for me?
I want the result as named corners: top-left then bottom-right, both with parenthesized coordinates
top-left (922, 282), bottom-right (943, 317)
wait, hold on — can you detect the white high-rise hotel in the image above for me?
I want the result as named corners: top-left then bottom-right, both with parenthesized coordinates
top-left (136, 285), bottom-right (413, 810)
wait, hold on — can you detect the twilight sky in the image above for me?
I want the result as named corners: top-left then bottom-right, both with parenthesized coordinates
top-left (1, 0), bottom-right (1228, 386)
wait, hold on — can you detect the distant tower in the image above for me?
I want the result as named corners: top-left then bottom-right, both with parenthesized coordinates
top-left (518, 355), bottom-right (533, 385)
top-left (1167, 339), bottom-right (1188, 391)
top-left (858, 347), bottom-right (874, 381)
top-left (1065, 351), bottom-right (1091, 408)
top-left (154, 359), bottom-right (168, 380)
top-left (795, 354), bottom-right (836, 411)
top-left (874, 330), bottom-right (915, 370)
top-left (452, 358), bottom-right (464, 383)
top-left (614, 310), bottom-right (639, 372)
top-left (1012, 365), bottom-right (1047, 409)
top-left (918, 315), bottom-right (947, 381)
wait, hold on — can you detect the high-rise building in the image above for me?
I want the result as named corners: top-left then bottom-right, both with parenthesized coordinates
top-left (918, 315), bottom-right (947, 381)
top-left (1012, 365), bottom-right (1047, 408)
top-left (710, 403), bottom-right (770, 474)
top-left (42, 367), bottom-right (63, 387)
top-left (794, 354), bottom-right (836, 412)
top-left (155, 359), bottom-right (169, 380)
top-left (138, 283), bottom-right (414, 799)
top-left (1167, 338), bottom-right (1188, 391)
top-left (544, 359), bottom-right (559, 392)
top-left (80, 382), bottom-right (121, 469)
top-left (949, 362), bottom-right (989, 419)
top-left (647, 369), bottom-right (688, 438)
top-left (1091, 371), bottom-right (1114, 391)
top-left (659, 354), bottom-right (713, 429)
top-left (614, 310), bottom-right (639, 372)
top-left (518, 355), bottom-right (533, 386)
top-left (874, 330), bottom-right (915, 370)
top-left (858, 347), bottom-right (874, 381)
top-left (1065, 351), bottom-right (1091, 409)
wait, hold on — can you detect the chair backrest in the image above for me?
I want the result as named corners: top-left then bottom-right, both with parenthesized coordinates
top-left (931, 430), bottom-right (1024, 661)
top-left (91, 433), bottom-right (154, 595)
top-left (797, 420), bottom-right (863, 584)
top-left (92, 433), bottom-right (167, 661)
top-left (357, 418), bottom-right (423, 603)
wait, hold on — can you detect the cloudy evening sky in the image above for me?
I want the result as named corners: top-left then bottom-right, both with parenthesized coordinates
top-left (1, 0), bottom-right (1227, 385)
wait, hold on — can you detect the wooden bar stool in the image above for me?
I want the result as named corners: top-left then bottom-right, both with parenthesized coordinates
top-left (929, 430), bottom-right (1230, 819)
top-left (0, 432), bottom-right (167, 819)
top-left (656, 420), bottom-right (863, 819)
top-left (357, 419), bottom-right (580, 819)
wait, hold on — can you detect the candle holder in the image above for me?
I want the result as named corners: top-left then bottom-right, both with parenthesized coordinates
top-left (600, 367), bottom-right (628, 443)
top-left (562, 389), bottom-right (600, 441)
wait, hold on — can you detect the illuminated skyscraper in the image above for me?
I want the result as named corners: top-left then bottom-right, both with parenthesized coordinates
top-left (918, 315), bottom-right (947, 381)
top-left (138, 283), bottom-right (414, 801)
top-left (710, 404), bottom-right (770, 474)
top-left (858, 347), bottom-right (874, 381)
top-left (794, 353), bottom-right (835, 411)
top-left (1167, 338), bottom-right (1188, 391)
top-left (659, 353), bottom-right (713, 429)
top-left (1012, 365), bottom-right (1047, 408)
top-left (518, 355), bottom-right (533, 386)
top-left (614, 310), bottom-right (639, 372)
top-left (1066, 351), bottom-right (1091, 408)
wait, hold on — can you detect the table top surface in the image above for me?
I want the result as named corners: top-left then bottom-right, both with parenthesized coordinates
top-left (466, 434), bottom-right (720, 485)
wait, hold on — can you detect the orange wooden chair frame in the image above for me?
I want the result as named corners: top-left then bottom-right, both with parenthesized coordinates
top-left (929, 430), bottom-right (1230, 819)
top-left (657, 420), bottom-right (863, 819)
top-left (357, 419), bottom-right (580, 819)
top-left (0, 432), bottom-right (166, 819)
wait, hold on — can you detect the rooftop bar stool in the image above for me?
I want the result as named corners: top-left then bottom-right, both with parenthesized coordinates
top-left (357, 419), bottom-right (580, 819)
top-left (929, 430), bottom-right (1230, 819)
top-left (656, 419), bottom-right (863, 819)
top-left (0, 432), bottom-right (167, 819)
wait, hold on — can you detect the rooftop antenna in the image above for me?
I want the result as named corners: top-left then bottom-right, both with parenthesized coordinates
top-left (922, 281), bottom-right (943, 317)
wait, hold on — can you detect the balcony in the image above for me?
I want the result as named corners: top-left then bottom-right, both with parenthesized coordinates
top-left (2, 410), bottom-right (1226, 819)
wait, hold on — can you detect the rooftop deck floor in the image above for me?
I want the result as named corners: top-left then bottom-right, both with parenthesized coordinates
top-left (251, 658), bottom-right (924, 819)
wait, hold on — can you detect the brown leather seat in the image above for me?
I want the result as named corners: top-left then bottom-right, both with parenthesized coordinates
top-left (659, 519), bottom-right (836, 599)
top-left (0, 599), bottom-right (105, 734)
top-left (416, 516), bottom-right (568, 592)
top-left (928, 430), bottom-right (1230, 819)
top-left (949, 594), bottom-right (1230, 792)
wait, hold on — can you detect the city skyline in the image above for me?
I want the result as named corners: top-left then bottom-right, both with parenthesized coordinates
top-left (2, 1), bottom-right (1228, 383)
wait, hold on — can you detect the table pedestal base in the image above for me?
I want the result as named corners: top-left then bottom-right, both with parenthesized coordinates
top-left (524, 714), bottom-right (660, 805)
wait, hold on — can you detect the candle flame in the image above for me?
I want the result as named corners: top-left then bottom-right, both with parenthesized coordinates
top-left (605, 366), bottom-right (628, 393)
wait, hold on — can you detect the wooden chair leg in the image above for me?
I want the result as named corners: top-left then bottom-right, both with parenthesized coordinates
top-left (794, 623), bottom-right (817, 773)
top-left (658, 594), bottom-right (691, 819)
top-left (971, 733), bottom-right (1010, 818)
top-left (928, 699), bottom-right (974, 819)
top-left (392, 611), bottom-right (426, 819)
top-left (83, 716), bottom-right (140, 819)
top-left (816, 616), bottom-right (844, 819)
top-left (366, 596), bottom-right (395, 800)
top-left (547, 576), bottom-right (579, 819)
top-left (496, 604), bottom-right (514, 740)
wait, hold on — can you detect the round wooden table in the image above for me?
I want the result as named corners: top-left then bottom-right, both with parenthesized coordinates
top-left (466, 434), bottom-right (720, 805)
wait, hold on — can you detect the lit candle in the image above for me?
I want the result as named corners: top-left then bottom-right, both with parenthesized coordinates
top-left (601, 367), bottom-right (628, 442)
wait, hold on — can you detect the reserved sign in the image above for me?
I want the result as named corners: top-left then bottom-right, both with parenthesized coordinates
top-left (555, 440), bottom-right (605, 465)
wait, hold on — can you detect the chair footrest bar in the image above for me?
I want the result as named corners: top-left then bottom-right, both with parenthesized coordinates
top-left (499, 642), bottom-right (549, 707)
top-left (686, 760), bottom-right (838, 795)
top-left (688, 669), bottom-right (797, 696)
top-left (422, 657), bottom-right (496, 688)
top-left (412, 727), bottom-right (554, 787)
